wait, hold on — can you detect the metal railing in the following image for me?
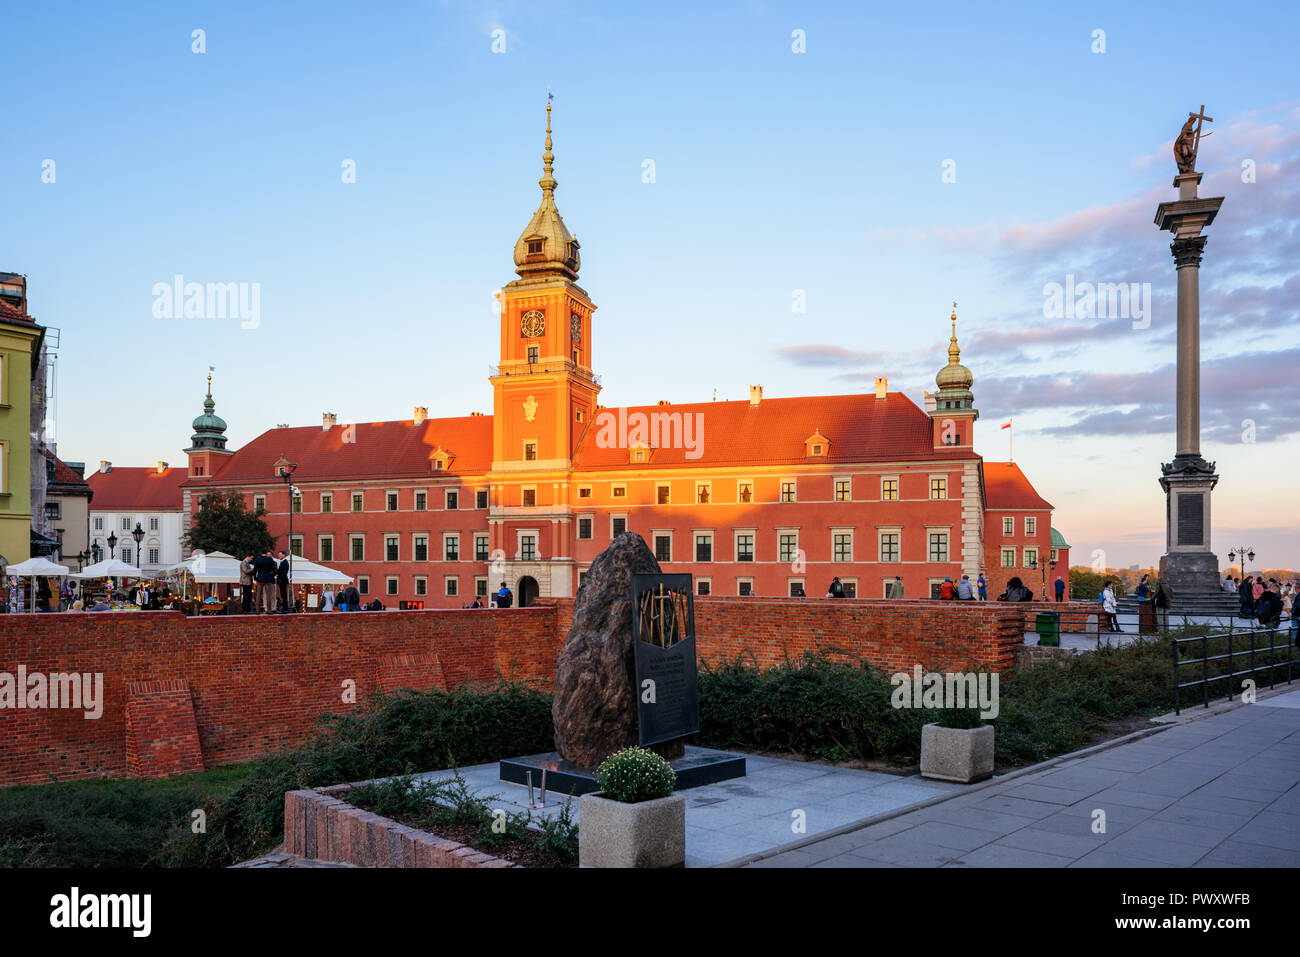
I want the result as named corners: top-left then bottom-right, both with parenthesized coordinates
top-left (1172, 616), bottom-right (1297, 714)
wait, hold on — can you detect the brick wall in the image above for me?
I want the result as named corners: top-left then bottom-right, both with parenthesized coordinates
top-left (2, 596), bottom-right (1028, 786)
top-left (0, 608), bottom-right (556, 786)
top-left (541, 596), bottom-right (1024, 674)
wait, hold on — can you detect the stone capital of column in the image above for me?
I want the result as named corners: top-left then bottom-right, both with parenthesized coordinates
top-left (1170, 235), bottom-right (1208, 268)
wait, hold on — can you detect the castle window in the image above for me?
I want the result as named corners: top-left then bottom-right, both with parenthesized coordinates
top-left (737, 482), bottom-right (753, 504)
top-left (835, 480), bottom-right (851, 502)
top-left (1025, 517), bottom-right (1037, 535)
top-left (882, 477), bottom-right (899, 501)
top-left (475, 535), bottom-right (490, 561)
top-left (524, 443), bottom-right (537, 461)
top-left (527, 346), bottom-right (539, 364)
top-left (578, 518), bottom-right (593, 540)
top-left (357, 576), bottom-right (369, 595)
top-left (1001, 547), bottom-right (1016, 567)
top-left (930, 477), bottom-right (947, 500)
top-left (654, 534), bottom-right (672, 563)
top-left (321, 493), bottom-right (333, 513)
top-left (520, 535), bottom-right (537, 561)
top-left (780, 482), bottom-right (796, 503)
top-left (522, 488), bottom-right (536, 507)
top-left (414, 491), bottom-right (426, 511)
top-left (476, 490), bottom-right (489, 508)
top-left (386, 492), bottom-right (398, 511)
top-left (696, 483), bottom-right (711, 504)
top-left (1003, 517), bottom-right (1014, 535)
top-left (527, 239), bottom-right (543, 255)
top-left (928, 532), bottom-right (949, 563)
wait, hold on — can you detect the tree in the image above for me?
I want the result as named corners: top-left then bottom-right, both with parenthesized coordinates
top-left (186, 490), bottom-right (274, 558)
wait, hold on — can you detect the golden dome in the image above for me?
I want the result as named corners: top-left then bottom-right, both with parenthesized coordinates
top-left (935, 308), bottom-right (974, 392)
top-left (513, 95), bottom-right (581, 281)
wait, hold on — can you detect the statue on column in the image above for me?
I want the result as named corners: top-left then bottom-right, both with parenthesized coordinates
top-left (1174, 108), bottom-right (1213, 174)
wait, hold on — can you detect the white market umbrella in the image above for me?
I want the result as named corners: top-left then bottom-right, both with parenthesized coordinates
top-left (286, 556), bottom-right (354, 585)
top-left (7, 557), bottom-right (71, 576)
top-left (6, 557), bottom-right (70, 612)
top-left (70, 558), bottom-right (152, 580)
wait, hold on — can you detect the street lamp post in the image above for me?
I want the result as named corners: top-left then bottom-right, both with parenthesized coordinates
top-left (278, 462), bottom-right (299, 612)
top-left (1226, 546), bottom-right (1255, 582)
top-left (107, 531), bottom-right (117, 561)
top-left (132, 523), bottom-right (145, 570)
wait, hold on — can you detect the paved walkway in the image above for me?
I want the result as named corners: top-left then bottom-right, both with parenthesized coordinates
top-left (740, 688), bottom-right (1300, 868)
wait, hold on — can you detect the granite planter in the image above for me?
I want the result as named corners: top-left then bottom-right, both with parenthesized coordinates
top-left (920, 723), bottom-right (994, 783)
top-left (578, 791), bottom-right (686, 868)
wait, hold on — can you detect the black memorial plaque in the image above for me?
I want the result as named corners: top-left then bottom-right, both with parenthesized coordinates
top-left (631, 573), bottom-right (699, 747)
top-left (1177, 493), bottom-right (1204, 546)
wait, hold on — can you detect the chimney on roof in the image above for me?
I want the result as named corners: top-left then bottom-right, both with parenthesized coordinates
top-left (413, 406), bottom-right (428, 426)
top-left (156, 461), bottom-right (168, 473)
top-left (98, 460), bottom-right (111, 474)
top-left (321, 413), bottom-right (336, 430)
top-left (874, 376), bottom-right (888, 400)
top-left (749, 385), bottom-right (763, 407)
top-left (657, 399), bottom-right (670, 406)
top-left (923, 390), bottom-right (937, 413)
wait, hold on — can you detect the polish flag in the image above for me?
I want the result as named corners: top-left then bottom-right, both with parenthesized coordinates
top-left (1000, 421), bottom-right (1011, 430)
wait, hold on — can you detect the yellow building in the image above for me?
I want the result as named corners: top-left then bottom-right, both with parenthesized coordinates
top-left (0, 273), bottom-right (46, 568)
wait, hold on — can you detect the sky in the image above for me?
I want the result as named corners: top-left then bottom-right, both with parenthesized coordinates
top-left (3, 0), bottom-right (1297, 568)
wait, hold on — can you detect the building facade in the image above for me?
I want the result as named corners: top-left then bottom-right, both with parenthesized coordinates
top-left (87, 462), bottom-right (187, 573)
top-left (181, 104), bottom-right (1068, 607)
top-left (44, 452), bottom-right (93, 570)
top-left (0, 273), bottom-right (47, 569)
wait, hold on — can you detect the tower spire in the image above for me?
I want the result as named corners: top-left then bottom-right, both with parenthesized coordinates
top-left (947, 301), bottom-right (961, 364)
top-left (540, 87), bottom-right (556, 194)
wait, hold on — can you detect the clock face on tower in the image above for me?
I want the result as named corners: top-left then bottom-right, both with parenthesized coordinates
top-left (520, 310), bottom-right (545, 338)
top-left (570, 312), bottom-right (582, 343)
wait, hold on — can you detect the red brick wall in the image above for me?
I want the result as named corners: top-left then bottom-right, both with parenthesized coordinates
top-left (124, 679), bottom-right (203, 778)
top-left (1, 596), bottom-right (1027, 786)
top-left (0, 608), bottom-right (557, 787)
top-left (541, 596), bottom-right (1023, 674)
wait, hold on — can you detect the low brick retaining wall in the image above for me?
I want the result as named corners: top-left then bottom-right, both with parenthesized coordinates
top-left (283, 784), bottom-right (518, 868)
top-left (1014, 645), bottom-right (1082, 670)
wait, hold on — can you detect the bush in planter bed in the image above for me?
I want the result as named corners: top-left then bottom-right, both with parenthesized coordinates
top-left (935, 707), bottom-right (985, 730)
top-left (595, 747), bottom-right (676, 803)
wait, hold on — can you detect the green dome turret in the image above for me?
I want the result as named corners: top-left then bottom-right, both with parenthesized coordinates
top-left (188, 374), bottom-right (228, 450)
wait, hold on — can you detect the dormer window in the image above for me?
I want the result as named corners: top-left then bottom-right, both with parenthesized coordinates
top-left (804, 430), bottom-right (830, 457)
top-left (566, 240), bottom-right (579, 262)
top-left (527, 239), bottom-right (543, 255)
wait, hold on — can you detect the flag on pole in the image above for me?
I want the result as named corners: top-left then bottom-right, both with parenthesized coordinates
top-left (1000, 421), bottom-right (1011, 430)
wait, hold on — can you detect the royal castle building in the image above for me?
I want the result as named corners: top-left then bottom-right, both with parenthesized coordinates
top-left (180, 103), bottom-right (1069, 607)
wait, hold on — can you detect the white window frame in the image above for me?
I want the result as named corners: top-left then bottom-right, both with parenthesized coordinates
top-left (831, 528), bottom-right (853, 563)
top-left (879, 528), bottom-right (901, 563)
top-left (443, 532), bottom-right (460, 562)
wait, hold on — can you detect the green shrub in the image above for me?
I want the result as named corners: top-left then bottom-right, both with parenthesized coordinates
top-left (158, 680), bottom-right (554, 867)
top-left (595, 747), bottom-right (676, 803)
top-left (0, 765), bottom-right (250, 868)
top-left (698, 654), bottom-right (927, 763)
top-left (935, 707), bottom-right (984, 729)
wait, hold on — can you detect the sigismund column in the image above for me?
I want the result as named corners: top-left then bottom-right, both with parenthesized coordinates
top-left (1153, 108), bottom-right (1225, 594)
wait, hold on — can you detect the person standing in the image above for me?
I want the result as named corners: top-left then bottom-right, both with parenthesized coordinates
top-left (828, 576), bottom-right (845, 599)
top-left (1054, 576), bottom-right (1066, 602)
top-left (1154, 580), bottom-right (1173, 630)
top-left (1238, 576), bottom-right (1254, 618)
top-left (495, 582), bottom-right (513, 608)
top-left (887, 576), bottom-right (904, 601)
top-left (1101, 581), bottom-right (1120, 633)
top-left (239, 555), bottom-right (254, 614)
top-left (276, 550), bottom-right (291, 613)
top-left (253, 549), bottom-right (278, 614)
top-left (976, 574), bottom-right (987, 601)
top-left (322, 587), bottom-right (335, 612)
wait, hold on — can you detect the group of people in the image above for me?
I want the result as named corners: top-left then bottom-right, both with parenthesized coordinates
top-left (816, 574), bottom-right (1066, 602)
top-left (239, 550), bottom-right (293, 614)
top-left (1225, 575), bottom-right (1294, 629)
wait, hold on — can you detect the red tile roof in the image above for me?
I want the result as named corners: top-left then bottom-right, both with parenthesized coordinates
top-left (0, 298), bottom-right (34, 323)
top-left (573, 393), bottom-right (965, 469)
top-left (44, 451), bottom-right (90, 491)
top-left (984, 462), bottom-right (1053, 510)
top-left (189, 416), bottom-right (495, 486)
top-left (87, 466), bottom-right (187, 510)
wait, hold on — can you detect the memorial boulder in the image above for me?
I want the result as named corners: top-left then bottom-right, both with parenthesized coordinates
top-left (552, 532), bottom-right (682, 767)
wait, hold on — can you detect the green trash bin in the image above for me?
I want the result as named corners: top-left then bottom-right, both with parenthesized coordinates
top-left (1036, 611), bottom-right (1060, 647)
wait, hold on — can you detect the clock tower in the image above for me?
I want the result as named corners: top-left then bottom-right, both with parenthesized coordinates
top-left (488, 96), bottom-right (600, 600)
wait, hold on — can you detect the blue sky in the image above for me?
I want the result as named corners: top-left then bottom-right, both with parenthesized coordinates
top-left (3, 0), bottom-right (1298, 567)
